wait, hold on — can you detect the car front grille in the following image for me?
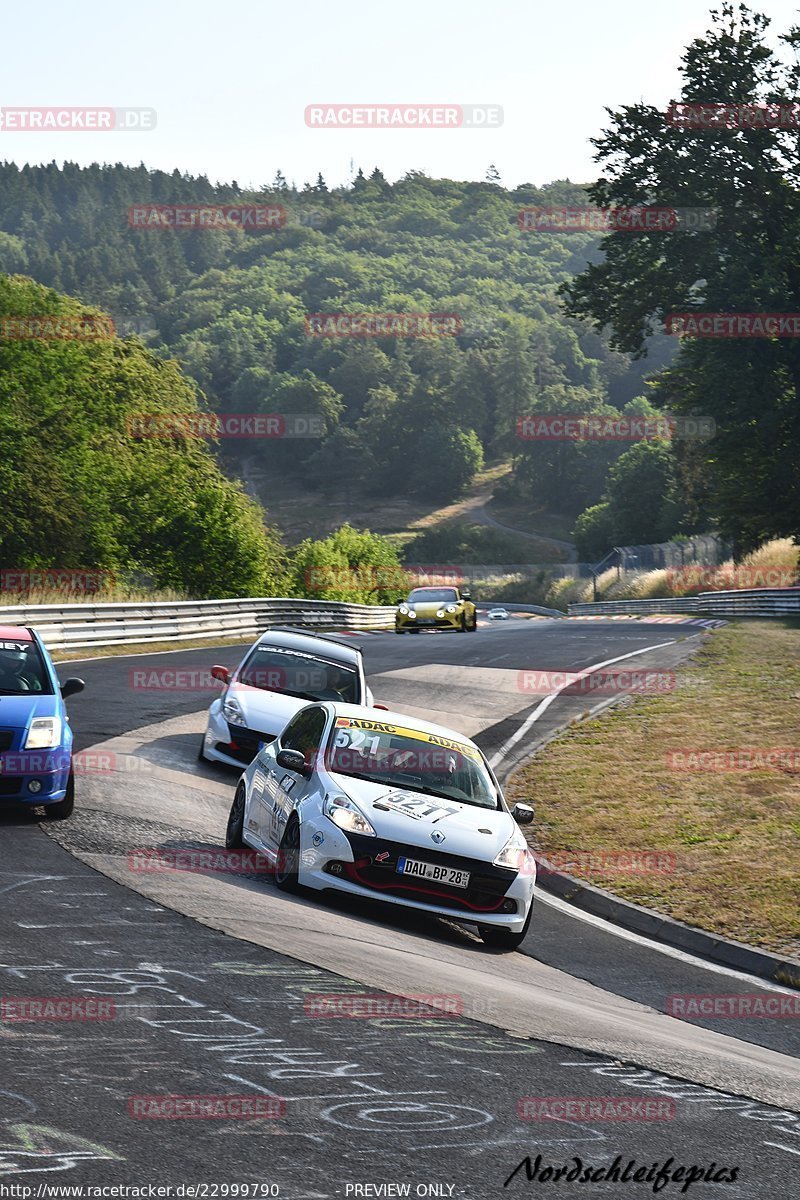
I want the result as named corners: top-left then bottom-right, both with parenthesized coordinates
top-left (0, 730), bottom-right (16, 753)
top-left (221, 726), bottom-right (275, 765)
top-left (337, 833), bottom-right (516, 914)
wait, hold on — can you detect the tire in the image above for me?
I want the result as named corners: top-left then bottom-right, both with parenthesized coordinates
top-left (468, 614), bottom-right (477, 631)
top-left (395, 628), bottom-right (405, 634)
top-left (479, 905), bottom-right (532, 952)
top-left (459, 614), bottom-right (467, 632)
top-left (275, 815), bottom-right (301, 892)
top-left (225, 783), bottom-right (246, 849)
top-left (43, 771), bottom-right (75, 821)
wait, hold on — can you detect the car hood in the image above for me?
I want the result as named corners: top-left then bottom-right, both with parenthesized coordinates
top-left (327, 772), bottom-right (517, 860)
top-left (0, 693), bottom-right (60, 730)
top-left (226, 683), bottom-right (307, 735)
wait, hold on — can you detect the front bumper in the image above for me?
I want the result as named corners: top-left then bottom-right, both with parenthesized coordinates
top-left (396, 613), bottom-right (462, 632)
top-left (0, 748), bottom-right (71, 805)
top-left (203, 705), bottom-right (275, 768)
top-left (296, 820), bottom-right (535, 932)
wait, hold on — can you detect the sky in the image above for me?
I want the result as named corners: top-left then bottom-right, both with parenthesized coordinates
top-left (1, 0), bottom-right (798, 190)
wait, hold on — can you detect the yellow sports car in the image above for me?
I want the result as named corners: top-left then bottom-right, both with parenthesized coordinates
top-left (395, 585), bottom-right (477, 634)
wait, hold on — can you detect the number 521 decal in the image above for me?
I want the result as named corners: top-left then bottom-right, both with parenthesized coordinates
top-left (377, 791), bottom-right (460, 822)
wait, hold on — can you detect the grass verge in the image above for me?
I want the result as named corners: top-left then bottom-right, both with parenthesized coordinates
top-left (507, 620), bottom-right (800, 959)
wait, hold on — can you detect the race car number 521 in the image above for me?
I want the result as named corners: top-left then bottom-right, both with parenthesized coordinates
top-left (397, 857), bottom-right (471, 888)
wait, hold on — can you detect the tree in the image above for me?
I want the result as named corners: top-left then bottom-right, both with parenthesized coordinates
top-left (288, 524), bottom-right (408, 603)
top-left (573, 440), bottom-right (685, 557)
top-left (410, 427), bottom-right (484, 500)
top-left (0, 276), bottom-right (285, 597)
top-left (493, 319), bottom-right (537, 466)
top-left (562, 2), bottom-right (800, 553)
top-left (574, 503), bottom-right (615, 561)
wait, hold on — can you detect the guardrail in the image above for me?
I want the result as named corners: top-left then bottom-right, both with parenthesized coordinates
top-left (568, 587), bottom-right (800, 618)
top-left (487, 602), bottom-right (567, 619)
top-left (0, 598), bottom-right (397, 652)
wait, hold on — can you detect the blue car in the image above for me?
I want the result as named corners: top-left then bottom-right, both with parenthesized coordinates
top-left (0, 625), bottom-right (85, 819)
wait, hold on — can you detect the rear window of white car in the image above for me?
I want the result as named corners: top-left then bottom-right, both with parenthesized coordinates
top-left (238, 646), bottom-right (360, 704)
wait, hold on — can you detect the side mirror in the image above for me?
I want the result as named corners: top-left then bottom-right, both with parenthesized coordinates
top-left (372, 702), bottom-right (390, 711)
top-left (276, 747), bottom-right (309, 775)
top-left (60, 678), bottom-right (85, 700)
top-left (512, 802), bottom-right (534, 825)
top-left (211, 664), bottom-right (230, 684)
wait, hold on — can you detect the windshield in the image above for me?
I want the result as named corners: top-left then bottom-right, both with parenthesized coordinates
top-left (325, 716), bottom-right (498, 809)
top-left (0, 639), bottom-right (51, 695)
top-left (237, 646), bottom-right (359, 703)
top-left (407, 588), bottom-right (459, 605)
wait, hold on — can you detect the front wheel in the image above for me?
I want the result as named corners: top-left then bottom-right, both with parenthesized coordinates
top-left (225, 783), bottom-right (246, 849)
top-left (43, 771), bottom-right (75, 820)
top-left (468, 614), bottom-right (477, 631)
top-left (395, 628), bottom-right (405, 634)
top-left (479, 906), bottom-right (532, 951)
top-left (275, 816), bottom-right (301, 892)
top-left (459, 614), bottom-right (467, 633)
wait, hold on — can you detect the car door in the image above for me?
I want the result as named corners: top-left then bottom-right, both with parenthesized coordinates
top-left (262, 705), bottom-right (328, 852)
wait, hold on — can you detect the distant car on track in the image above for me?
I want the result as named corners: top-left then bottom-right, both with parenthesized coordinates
top-left (395, 586), bottom-right (477, 634)
top-left (199, 629), bottom-right (380, 769)
top-left (225, 701), bottom-right (536, 949)
top-left (0, 625), bottom-right (85, 819)
top-left (487, 607), bottom-right (510, 621)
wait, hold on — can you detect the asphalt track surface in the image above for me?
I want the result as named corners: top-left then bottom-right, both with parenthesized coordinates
top-left (1, 617), bottom-right (798, 1197)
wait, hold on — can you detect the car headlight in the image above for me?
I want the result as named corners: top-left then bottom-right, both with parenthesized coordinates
top-left (324, 793), bottom-right (376, 837)
top-left (222, 696), bottom-right (246, 726)
top-left (436, 609), bottom-right (445, 618)
top-left (24, 717), bottom-right (62, 750)
top-left (407, 609), bottom-right (416, 619)
top-left (446, 604), bottom-right (457, 613)
top-left (398, 604), bottom-right (409, 615)
top-left (493, 828), bottom-right (531, 872)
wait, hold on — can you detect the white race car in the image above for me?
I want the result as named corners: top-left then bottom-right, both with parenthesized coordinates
top-left (225, 702), bottom-right (536, 950)
top-left (200, 629), bottom-right (378, 769)
top-left (487, 608), bottom-right (510, 621)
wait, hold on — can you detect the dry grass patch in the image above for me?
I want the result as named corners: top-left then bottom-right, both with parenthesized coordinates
top-left (507, 621), bottom-right (800, 959)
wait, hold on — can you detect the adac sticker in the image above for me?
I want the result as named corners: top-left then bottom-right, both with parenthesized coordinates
top-left (335, 717), bottom-right (481, 763)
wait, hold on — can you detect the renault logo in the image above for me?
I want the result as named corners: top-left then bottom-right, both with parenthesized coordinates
top-left (431, 830), bottom-right (445, 844)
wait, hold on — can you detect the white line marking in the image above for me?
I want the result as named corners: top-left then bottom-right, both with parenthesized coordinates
top-left (488, 639), bottom-right (676, 768)
top-left (764, 1142), bottom-right (800, 1156)
top-left (534, 889), bottom-right (800, 994)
